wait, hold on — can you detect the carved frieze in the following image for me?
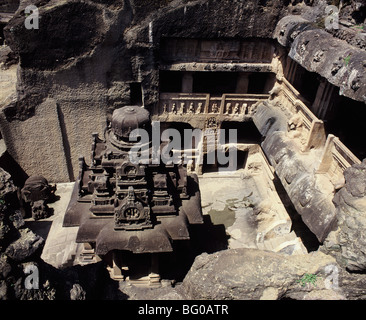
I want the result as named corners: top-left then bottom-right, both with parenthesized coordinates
top-left (160, 39), bottom-right (275, 64)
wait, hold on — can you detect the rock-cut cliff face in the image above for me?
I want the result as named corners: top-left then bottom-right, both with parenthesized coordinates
top-left (3, 0), bottom-right (293, 118)
top-left (1, 0), bottom-right (293, 183)
top-left (2, 0), bottom-right (365, 183)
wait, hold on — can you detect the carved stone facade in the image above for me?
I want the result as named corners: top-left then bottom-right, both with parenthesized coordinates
top-left (160, 38), bottom-right (275, 64)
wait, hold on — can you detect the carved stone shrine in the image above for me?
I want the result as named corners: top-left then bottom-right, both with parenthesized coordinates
top-left (63, 105), bottom-right (203, 285)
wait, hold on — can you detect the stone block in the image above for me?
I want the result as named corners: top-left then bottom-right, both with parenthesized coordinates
top-left (0, 98), bottom-right (69, 182)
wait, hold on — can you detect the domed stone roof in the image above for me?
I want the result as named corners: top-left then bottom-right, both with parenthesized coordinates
top-left (111, 106), bottom-right (150, 140)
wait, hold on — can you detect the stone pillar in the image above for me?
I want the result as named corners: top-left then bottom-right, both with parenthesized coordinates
top-left (236, 72), bottom-right (250, 93)
top-left (284, 56), bottom-right (291, 79)
top-left (319, 83), bottom-right (335, 120)
top-left (195, 136), bottom-right (204, 174)
top-left (284, 56), bottom-right (297, 84)
top-left (271, 46), bottom-right (286, 78)
top-left (317, 134), bottom-right (336, 173)
top-left (285, 58), bottom-right (297, 84)
top-left (182, 72), bottom-right (193, 93)
top-left (312, 78), bottom-right (326, 117)
top-left (247, 42), bottom-right (255, 61)
top-left (312, 79), bottom-right (335, 119)
top-left (149, 253), bottom-right (160, 286)
top-left (263, 73), bottom-right (276, 93)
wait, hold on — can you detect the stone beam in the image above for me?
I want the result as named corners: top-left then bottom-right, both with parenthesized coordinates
top-left (253, 101), bottom-right (338, 243)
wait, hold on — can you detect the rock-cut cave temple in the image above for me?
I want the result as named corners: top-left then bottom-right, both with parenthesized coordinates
top-left (1, 0), bottom-right (366, 292)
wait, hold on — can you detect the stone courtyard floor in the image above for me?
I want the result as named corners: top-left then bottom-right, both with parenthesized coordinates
top-left (198, 171), bottom-right (258, 249)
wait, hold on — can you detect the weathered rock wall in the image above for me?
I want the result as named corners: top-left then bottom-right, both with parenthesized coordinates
top-left (2, 0), bottom-right (133, 181)
top-left (0, 0), bottom-right (19, 13)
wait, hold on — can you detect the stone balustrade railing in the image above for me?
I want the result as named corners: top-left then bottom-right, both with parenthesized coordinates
top-left (273, 76), bottom-right (361, 179)
top-left (157, 92), bottom-right (270, 117)
top-left (317, 134), bottom-right (361, 187)
top-left (273, 76), bottom-right (326, 152)
top-left (157, 81), bottom-right (362, 180)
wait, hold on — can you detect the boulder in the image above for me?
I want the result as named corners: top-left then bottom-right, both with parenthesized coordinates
top-left (326, 159), bottom-right (366, 271)
top-left (9, 210), bottom-right (24, 229)
top-left (0, 280), bottom-right (8, 300)
top-left (70, 284), bottom-right (86, 300)
top-left (0, 254), bottom-right (12, 280)
top-left (181, 248), bottom-right (343, 300)
top-left (0, 167), bottom-right (17, 201)
top-left (0, 168), bottom-right (18, 250)
top-left (0, 215), bottom-right (11, 248)
top-left (0, 45), bottom-right (18, 69)
top-left (5, 228), bottom-right (44, 262)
